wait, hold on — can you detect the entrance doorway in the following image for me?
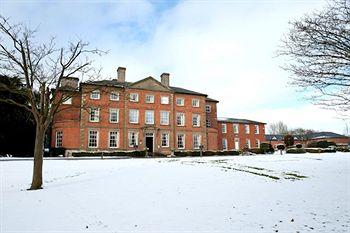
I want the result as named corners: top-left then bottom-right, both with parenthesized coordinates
top-left (145, 133), bottom-right (154, 155)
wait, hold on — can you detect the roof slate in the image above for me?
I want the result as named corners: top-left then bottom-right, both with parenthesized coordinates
top-left (265, 132), bottom-right (349, 141)
top-left (218, 117), bottom-right (266, 124)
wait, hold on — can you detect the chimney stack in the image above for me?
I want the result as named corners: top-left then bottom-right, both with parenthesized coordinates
top-left (160, 73), bottom-right (170, 87)
top-left (117, 67), bottom-right (126, 82)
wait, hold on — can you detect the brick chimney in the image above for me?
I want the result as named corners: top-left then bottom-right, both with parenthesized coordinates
top-left (160, 73), bottom-right (170, 87)
top-left (117, 67), bottom-right (126, 82)
top-left (60, 77), bottom-right (79, 89)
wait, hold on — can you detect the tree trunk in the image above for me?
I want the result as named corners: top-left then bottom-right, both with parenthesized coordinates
top-left (29, 125), bottom-right (45, 190)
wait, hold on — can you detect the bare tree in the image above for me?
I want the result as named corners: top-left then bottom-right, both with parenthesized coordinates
top-left (0, 16), bottom-right (105, 190)
top-left (268, 121), bottom-right (289, 135)
top-left (278, 0), bottom-right (350, 115)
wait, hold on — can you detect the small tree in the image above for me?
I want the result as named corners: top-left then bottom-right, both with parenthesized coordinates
top-left (284, 134), bottom-right (295, 147)
top-left (0, 16), bottom-right (104, 190)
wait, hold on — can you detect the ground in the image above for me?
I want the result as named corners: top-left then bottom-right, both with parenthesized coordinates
top-left (1, 153), bottom-right (350, 233)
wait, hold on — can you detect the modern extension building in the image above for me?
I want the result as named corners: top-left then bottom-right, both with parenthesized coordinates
top-left (217, 118), bottom-right (266, 150)
top-left (51, 67), bottom-right (220, 156)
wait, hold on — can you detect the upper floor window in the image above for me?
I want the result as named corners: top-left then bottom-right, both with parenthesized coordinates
top-left (109, 108), bottom-right (119, 123)
top-left (62, 95), bottom-right (72, 105)
top-left (233, 124), bottom-right (239, 134)
top-left (206, 119), bottom-right (211, 128)
top-left (254, 125), bottom-right (259, 134)
top-left (89, 108), bottom-right (100, 122)
top-left (193, 134), bottom-right (201, 149)
top-left (129, 109), bottom-right (139, 124)
top-left (129, 93), bottom-right (139, 102)
top-left (55, 131), bottom-right (63, 148)
top-left (88, 130), bottom-right (99, 148)
top-left (146, 95), bottom-right (154, 104)
top-left (192, 114), bottom-right (200, 127)
top-left (176, 98), bottom-right (184, 106)
top-left (176, 113), bottom-right (185, 126)
top-left (205, 105), bottom-right (211, 113)
top-left (161, 96), bottom-right (169, 105)
top-left (110, 91), bottom-right (120, 101)
top-left (222, 124), bottom-right (227, 133)
top-left (145, 110), bottom-right (155, 125)
top-left (192, 99), bottom-right (200, 107)
top-left (245, 124), bottom-right (250, 134)
top-left (160, 111), bottom-right (170, 125)
top-left (90, 90), bottom-right (100, 100)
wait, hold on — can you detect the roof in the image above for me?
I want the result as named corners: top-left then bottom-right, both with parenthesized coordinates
top-left (82, 79), bottom-right (208, 97)
top-left (266, 132), bottom-right (349, 141)
top-left (218, 117), bottom-right (266, 124)
top-left (206, 97), bottom-right (219, 103)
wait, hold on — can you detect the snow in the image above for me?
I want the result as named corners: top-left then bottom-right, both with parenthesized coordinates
top-left (1, 153), bottom-right (350, 232)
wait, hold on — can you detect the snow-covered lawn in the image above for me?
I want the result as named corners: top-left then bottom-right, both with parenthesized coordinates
top-left (1, 153), bottom-right (350, 232)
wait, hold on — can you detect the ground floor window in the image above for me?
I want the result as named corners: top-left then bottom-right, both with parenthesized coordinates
top-left (234, 138), bottom-right (239, 150)
top-left (109, 131), bottom-right (119, 148)
top-left (246, 139), bottom-right (251, 149)
top-left (193, 134), bottom-right (201, 149)
top-left (88, 130), bottom-right (98, 148)
top-left (256, 139), bottom-right (260, 148)
top-left (128, 131), bottom-right (138, 148)
top-left (161, 133), bottom-right (170, 147)
top-left (56, 131), bottom-right (63, 148)
top-left (222, 138), bottom-right (227, 150)
top-left (177, 134), bottom-right (185, 149)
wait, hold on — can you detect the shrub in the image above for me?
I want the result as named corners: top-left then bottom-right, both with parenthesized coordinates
top-left (260, 143), bottom-right (274, 153)
top-left (277, 144), bottom-right (285, 150)
top-left (336, 147), bottom-right (350, 152)
top-left (286, 148), bottom-right (306, 154)
top-left (248, 148), bottom-right (266, 154)
top-left (284, 134), bottom-right (295, 147)
top-left (49, 147), bottom-right (66, 157)
top-left (296, 144), bottom-right (303, 149)
top-left (308, 140), bottom-right (336, 148)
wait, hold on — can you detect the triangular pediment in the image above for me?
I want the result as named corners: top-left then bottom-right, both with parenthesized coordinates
top-left (129, 77), bottom-right (172, 92)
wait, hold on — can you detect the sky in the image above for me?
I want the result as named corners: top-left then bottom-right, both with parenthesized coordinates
top-left (1, 0), bottom-right (347, 134)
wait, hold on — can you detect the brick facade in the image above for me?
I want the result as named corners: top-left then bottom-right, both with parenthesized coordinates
top-left (51, 68), bottom-right (219, 156)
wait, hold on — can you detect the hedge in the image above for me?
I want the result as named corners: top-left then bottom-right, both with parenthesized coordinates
top-left (174, 150), bottom-right (241, 157)
top-left (72, 150), bottom-right (146, 157)
top-left (305, 148), bottom-right (336, 153)
top-left (286, 148), bottom-right (306, 154)
top-left (336, 147), bottom-right (350, 152)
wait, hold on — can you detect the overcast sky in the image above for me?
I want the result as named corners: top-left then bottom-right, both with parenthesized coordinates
top-left (1, 0), bottom-right (347, 134)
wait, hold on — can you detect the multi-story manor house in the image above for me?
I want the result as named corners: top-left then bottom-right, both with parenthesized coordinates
top-left (217, 118), bottom-right (266, 150)
top-left (52, 67), bottom-right (219, 156)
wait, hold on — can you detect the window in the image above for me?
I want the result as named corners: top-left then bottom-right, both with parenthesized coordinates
top-left (109, 131), bottom-right (119, 148)
top-left (109, 108), bottom-right (119, 123)
top-left (129, 109), bottom-right (139, 124)
top-left (192, 99), bottom-right (200, 107)
top-left (128, 131), bottom-right (138, 147)
top-left (161, 96), bottom-right (169, 104)
top-left (256, 139), bottom-right (260, 148)
top-left (88, 130), bottom-right (98, 148)
top-left (222, 138), bottom-right (227, 150)
top-left (161, 133), bottom-right (170, 147)
top-left (89, 108), bottom-right (100, 122)
top-left (110, 92), bottom-right (120, 101)
top-left (254, 125), bottom-right (259, 134)
top-left (192, 114), bottom-right (200, 127)
top-left (222, 124), bottom-right (227, 133)
top-left (160, 111), bottom-right (170, 125)
top-left (90, 90), bottom-right (100, 100)
top-left (146, 95), bottom-right (154, 103)
top-left (233, 124), bottom-right (239, 134)
top-left (193, 134), bottom-right (201, 149)
top-left (246, 139), bottom-right (251, 149)
top-left (176, 98), bottom-right (184, 106)
top-left (206, 119), bottom-right (211, 127)
top-left (129, 93), bottom-right (139, 102)
top-left (234, 138), bottom-right (240, 150)
top-left (145, 110), bottom-right (155, 124)
top-left (205, 105), bottom-right (211, 113)
top-left (177, 134), bottom-right (185, 149)
top-left (176, 113), bottom-right (185, 126)
top-left (55, 131), bottom-right (63, 147)
top-left (245, 124), bottom-right (250, 134)
top-left (62, 95), bottom-right (72, 105)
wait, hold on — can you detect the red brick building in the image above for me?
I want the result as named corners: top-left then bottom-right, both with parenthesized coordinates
top-left (217, 118), bottom-right (266, 150)
top-left (52, 67), bottom-right (219, 156)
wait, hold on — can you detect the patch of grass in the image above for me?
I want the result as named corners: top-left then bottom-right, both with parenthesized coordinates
top-left (284, 172), bottom-right (308, 179)
top-left (220, 166), bottom-right (280, 180)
